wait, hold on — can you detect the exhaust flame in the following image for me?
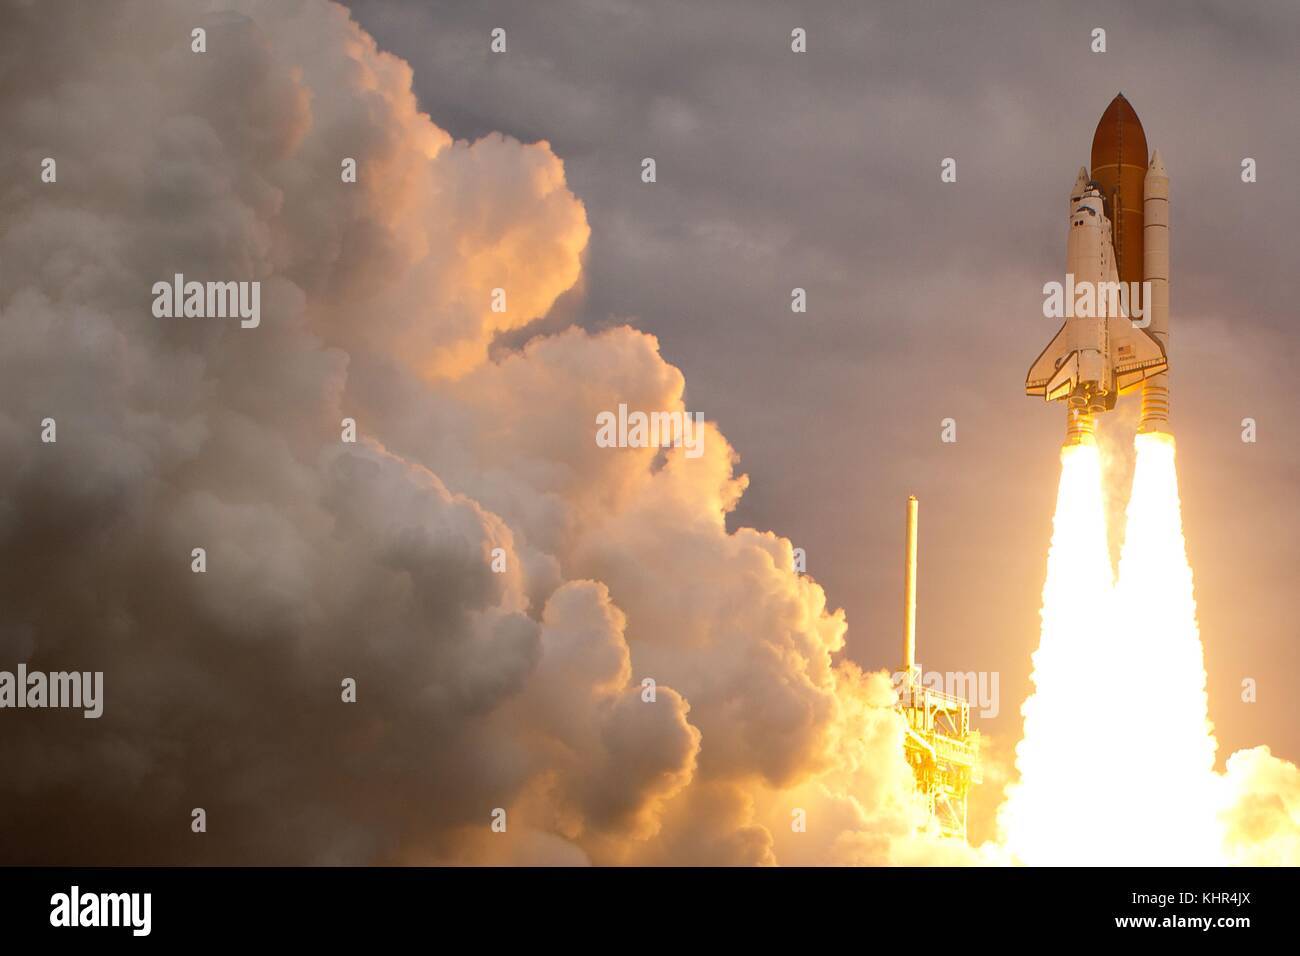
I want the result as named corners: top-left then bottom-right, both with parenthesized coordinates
top-left (998, 441), bottom-right (1123, 864)
top-left (1110, 432), bottom-right (1221, 863)
top-left (999, 433), bottom-right (1224, 864)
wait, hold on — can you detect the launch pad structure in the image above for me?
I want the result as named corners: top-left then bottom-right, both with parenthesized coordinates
top-left (895, 496), bottom-right (981, 841)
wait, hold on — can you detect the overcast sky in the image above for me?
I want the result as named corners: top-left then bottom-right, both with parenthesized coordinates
top-left (346, 0), bottom-right (1300, 781)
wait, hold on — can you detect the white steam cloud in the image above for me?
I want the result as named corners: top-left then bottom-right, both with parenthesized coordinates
top-left (0, 0), bottom-right (967, 865)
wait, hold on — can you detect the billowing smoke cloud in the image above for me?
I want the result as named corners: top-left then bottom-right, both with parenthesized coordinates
top-left (0, 0), bottom-right (970, 865)
top-left (1219, 747), bottom-right (1300, 866)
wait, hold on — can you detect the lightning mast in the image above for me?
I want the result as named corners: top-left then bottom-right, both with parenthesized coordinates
top-left (896, 496), bottom-right (982, 841)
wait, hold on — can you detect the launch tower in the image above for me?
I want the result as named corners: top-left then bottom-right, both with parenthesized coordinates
top-left (896, 496), bottom-right (982, 841)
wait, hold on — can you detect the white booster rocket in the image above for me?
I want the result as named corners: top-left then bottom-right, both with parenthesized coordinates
top-left (1026, 93), bottom-right (1171, 444)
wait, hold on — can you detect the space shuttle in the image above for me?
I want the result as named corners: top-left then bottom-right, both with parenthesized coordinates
top-left (1026, 94), bottom-right (1171, 444)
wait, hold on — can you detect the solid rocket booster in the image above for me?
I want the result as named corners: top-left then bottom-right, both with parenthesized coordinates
top-left (1140, 149), bottom-right (1170, 431)
top-left (1025, 93), bottom-right (1171, 441)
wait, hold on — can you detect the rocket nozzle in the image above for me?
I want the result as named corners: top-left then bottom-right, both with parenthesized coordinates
top-left (1138, 375), bottom-right (1170, 433)
top-left (1064, 409), bottom-right (1097, 446)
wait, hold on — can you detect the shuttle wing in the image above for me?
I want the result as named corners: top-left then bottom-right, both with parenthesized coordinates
top-left (1111, 318), bottom-right (1167, 393)
top-left (1026, 322), bottom-right (1071, 397)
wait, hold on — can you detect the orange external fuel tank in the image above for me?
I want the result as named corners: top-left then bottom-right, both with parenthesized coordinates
top-left (1090, 93), bottom-right (1149, 288)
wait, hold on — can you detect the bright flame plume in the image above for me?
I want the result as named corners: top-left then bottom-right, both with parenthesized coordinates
top-left (999, 433), bottom-right (1224, 864)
